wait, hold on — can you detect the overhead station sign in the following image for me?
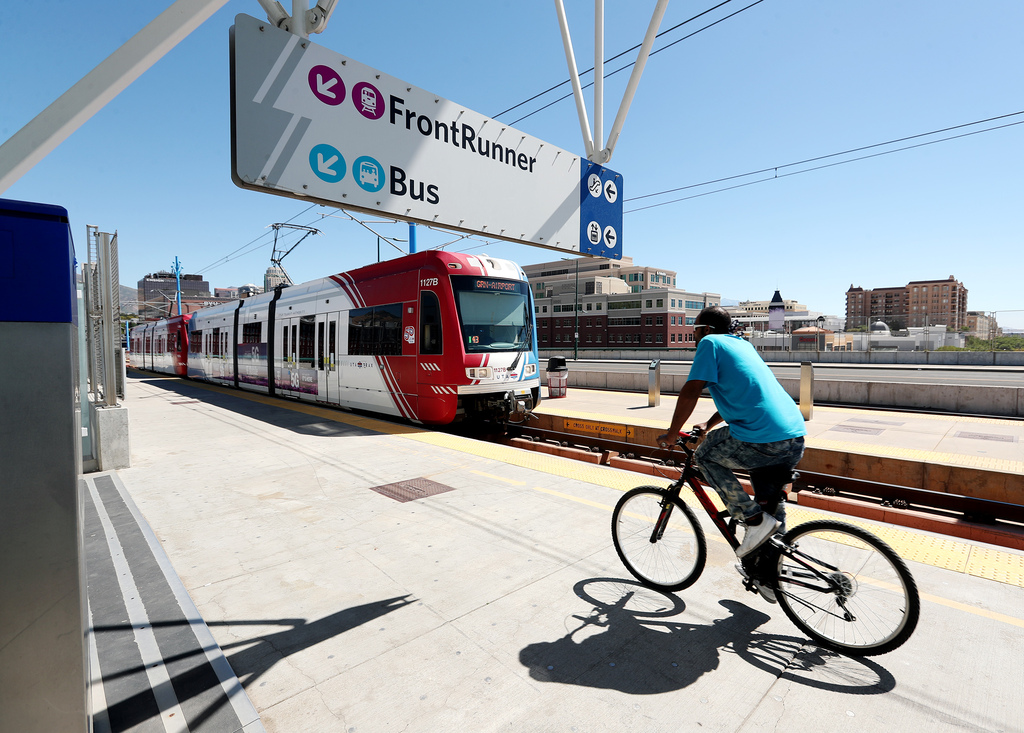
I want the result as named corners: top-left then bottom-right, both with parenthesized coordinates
top-left (230, 14), bottom-right (622, 258)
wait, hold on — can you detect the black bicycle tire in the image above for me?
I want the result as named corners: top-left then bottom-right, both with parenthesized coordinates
top-left (774, 520), bottom-right (920, 656)
top-left (611, 486), bottom-right (707, 592)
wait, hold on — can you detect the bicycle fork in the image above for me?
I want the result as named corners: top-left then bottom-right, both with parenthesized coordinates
top-left (649, 499), bottom-right (674, 543)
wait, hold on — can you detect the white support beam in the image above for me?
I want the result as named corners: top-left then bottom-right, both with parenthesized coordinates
top-left (600, 0), bottom-right (670, 163)
top-left (554, 0), bottom-right (595, 160)
top-left (594, 0), bottom-right (604, 154)
top-left (0, 0), bottom-right (230, 195)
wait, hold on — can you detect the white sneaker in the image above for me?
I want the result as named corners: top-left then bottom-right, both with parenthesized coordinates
top-left (735, 514), bottom-right (778, 558)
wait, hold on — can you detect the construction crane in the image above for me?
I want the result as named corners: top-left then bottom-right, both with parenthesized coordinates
top-left (269, 223), bottom-right (320, 287)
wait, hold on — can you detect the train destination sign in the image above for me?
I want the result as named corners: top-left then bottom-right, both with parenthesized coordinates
top-left (230, 14), bottom-right (622, 258)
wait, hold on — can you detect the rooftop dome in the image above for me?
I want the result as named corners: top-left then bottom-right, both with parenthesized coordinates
top-left (870, 320), bottom-right (890, 333)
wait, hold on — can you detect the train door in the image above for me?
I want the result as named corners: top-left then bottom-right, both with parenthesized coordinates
top-left (314, 312), bottom-right (339, 402)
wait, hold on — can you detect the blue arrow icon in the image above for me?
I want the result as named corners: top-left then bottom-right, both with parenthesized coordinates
top-left (309, 143), bottom-right (346, 183)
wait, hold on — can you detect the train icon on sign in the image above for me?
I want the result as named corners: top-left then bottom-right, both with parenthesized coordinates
top-left (352, 81), bottom-right (385, 120)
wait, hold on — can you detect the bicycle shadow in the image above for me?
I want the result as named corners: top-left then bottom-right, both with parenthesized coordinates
top-left (518, 578), bottom-right (895, 696)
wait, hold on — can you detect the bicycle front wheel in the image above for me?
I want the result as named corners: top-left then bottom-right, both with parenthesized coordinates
top-left (611, 487), bottom-right (707, 592)
top-left (775, 520), bottom-right (920, 656)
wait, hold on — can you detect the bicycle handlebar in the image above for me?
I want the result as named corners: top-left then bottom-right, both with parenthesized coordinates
top-left (659, 426), bottom-right (705, 450)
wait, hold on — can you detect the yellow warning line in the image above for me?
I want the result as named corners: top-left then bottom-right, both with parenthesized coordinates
top-left (537, 397), bottom-right (1024, 473)
top-left (135, 376), bottom-right (1024, 596)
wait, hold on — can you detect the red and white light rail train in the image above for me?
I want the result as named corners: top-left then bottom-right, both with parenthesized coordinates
top-left (130, 251), bottom-right (540, 425)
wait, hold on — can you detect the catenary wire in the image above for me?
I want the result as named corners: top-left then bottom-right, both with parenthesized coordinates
top-left (507, 0), bottom-right (766, 127)
top-left (491, 0), bottom-right (740, 120)
top-left (626, 110), bottom-right (1024, 204)
top-left (624, 117), bottom-right (1024, 214)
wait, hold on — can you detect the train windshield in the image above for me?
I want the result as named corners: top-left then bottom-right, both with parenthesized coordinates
top-left (450, 276), bottom-right (531, 353)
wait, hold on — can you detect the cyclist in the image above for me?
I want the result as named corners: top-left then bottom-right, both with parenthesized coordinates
top-left (656, 306), bottom-right (806, 562)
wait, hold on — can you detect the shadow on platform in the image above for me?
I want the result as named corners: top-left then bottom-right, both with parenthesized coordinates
top-left (519, 578), bottom-right (895, 696)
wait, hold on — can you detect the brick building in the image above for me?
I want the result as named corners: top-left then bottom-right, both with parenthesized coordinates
top-left (846, 276), bottom-right (967, 330)
top-left (523, 256), bottom-right (720, 350)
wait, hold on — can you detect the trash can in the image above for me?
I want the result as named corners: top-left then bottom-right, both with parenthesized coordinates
top-left (547, 356), bottom-right (568, 398)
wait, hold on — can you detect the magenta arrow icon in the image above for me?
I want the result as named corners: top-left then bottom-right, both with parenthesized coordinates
top-left (308, 65), bottom-right (345, 106)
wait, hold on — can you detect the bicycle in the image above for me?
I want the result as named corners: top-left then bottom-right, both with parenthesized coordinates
top-left (610, 428), bottom-right (920, 656)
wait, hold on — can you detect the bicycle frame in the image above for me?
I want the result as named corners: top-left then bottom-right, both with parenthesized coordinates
top-left (657, 437), bottom-right (740, 552)
top-left (659, 434), bottom-right (851, 608)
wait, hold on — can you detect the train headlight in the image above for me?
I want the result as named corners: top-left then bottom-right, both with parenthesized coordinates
top-left (524, 363), bottom-right (537, 377)
top-left (467, 367), bottom-right (493, 379)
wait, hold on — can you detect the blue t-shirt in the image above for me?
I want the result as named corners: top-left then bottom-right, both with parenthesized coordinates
top-left (688, 334), bottom-right (806, 443)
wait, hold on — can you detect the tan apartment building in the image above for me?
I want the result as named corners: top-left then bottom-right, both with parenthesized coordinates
top-left (846, 276), bottom-right (967, 330)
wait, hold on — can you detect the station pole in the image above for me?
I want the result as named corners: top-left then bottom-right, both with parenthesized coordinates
top-left (172, 257), bottom-right (182, 316)
top-left (409, 223), bottom-right (417, 254)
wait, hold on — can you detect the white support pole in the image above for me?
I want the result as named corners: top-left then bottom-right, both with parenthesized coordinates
top-left (0, 0), bottom-right (230, 195)
top-left (594, 0), bottom-right (604, 155)
top-left (291, 0), bottom-right (309, 38)
top-left (554, 0), bottom-right (595, 160)
top-left (601, 0), bottom-right (670, 163)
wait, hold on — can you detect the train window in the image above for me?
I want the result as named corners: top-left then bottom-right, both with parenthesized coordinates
top-left (243, 322), bottom-right (262, 345)
top-left (420, 291), bottom-right (442, 355)
top-left (291, 325), bottom-right (298, 362)
top-left (282, 325), bottom-right (288, 363)
top-left (328, 321), bottom-right (337, 370)
top-left (450, 276), bottom-right (531, 354)
top-left (299, 317), bottom-right (315, 365)
top-left (211, 327), bottom-right (221, 356)
top-left (349, 304), bottom-right (402, 356)
top-left (377, 304), bottom-right (402, 356)
top-left (317, 321), bottom-right (325, 370)
top-left (190, 330), bottom-right (202, 354)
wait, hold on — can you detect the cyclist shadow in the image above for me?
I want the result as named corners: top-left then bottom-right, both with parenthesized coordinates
top-left (518, 578), bottom-right (895, 695)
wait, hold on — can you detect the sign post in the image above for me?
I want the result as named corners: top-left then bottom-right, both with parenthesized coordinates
top-left (231, 14), bottom-right (622, 258)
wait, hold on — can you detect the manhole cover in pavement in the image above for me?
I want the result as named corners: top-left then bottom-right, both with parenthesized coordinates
top-left (954, 432), bottom-right (1017, 443)
top-left (369, 478), bottom-right (456, 503)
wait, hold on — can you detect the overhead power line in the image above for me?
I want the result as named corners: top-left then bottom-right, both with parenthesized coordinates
top-left (492, 0), bottom-right (742, 120)
top-left (624, 111), bottom-right (1024, 214)
top-left (503, 0), bottom-right (766, 126)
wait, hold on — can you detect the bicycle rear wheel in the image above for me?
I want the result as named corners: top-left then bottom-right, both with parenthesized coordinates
top-left (775, 520), bottom-right (919, 656)
top-left (611, 487), bottom-right (707, 592)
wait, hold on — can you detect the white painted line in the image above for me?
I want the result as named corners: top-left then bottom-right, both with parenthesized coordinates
top-left (88, 606), bottom-right (111, 733)
top-left (106, 473), bottom-right (266, 732)
top-left (87, 479), bottom-right (188, 733)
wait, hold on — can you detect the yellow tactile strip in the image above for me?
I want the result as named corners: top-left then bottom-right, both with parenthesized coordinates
top-left (139, 376), bottom-right (1024, 589)
top-left (535, 398), bottom-right (1024, 475)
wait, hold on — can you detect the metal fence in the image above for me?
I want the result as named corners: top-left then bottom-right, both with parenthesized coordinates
top-left (83, 225), bottom-right (124, 406)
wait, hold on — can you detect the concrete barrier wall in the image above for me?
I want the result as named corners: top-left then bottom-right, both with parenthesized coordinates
top-left (543, 369), bottom-right (1024, 417)
top-left (540, 349), bottom-right (1024, 366)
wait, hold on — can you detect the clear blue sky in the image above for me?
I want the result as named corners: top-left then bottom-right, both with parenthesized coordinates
top-left (3, 1), bottom-right (1022, 328)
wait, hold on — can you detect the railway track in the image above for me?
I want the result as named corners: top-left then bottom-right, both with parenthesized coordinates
top-left (485, 421), bottom-right (1024, 548)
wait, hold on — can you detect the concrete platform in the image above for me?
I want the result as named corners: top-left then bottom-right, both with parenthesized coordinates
top-left (95, 372), bottom-right (1024, 731)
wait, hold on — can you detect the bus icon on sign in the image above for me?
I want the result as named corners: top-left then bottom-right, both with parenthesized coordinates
top-left (359, 161), bottom-right (378, 187)
top-left (352, 156), bottom-right (385, 192)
